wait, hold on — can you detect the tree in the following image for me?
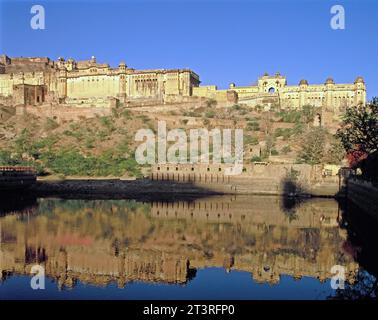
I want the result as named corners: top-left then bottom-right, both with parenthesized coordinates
top-left (205, 98), bottom-right (217, 108)
top-left (263, 134), bottom-right (275, 158)
top-left (323, 138), bottom-right (346, 164)
top-left (298, 127), bottom-right (326, 164)
top-left (336, 98), bottom-right (378, 155)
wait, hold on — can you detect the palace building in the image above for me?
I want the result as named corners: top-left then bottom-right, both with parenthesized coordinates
top-left (0, 54), bottom-right (366, 111)
top-left (0, 54), bottom-right (200, 106)
top-left (192, 72), bottom-right (366, 111)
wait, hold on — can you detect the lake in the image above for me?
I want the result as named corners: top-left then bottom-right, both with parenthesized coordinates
top-left (0, 194), bottom-right (377, 300)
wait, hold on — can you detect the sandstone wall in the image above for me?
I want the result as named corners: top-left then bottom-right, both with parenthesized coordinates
top-left (21, 105), bottom-right (111, 122)
top-left (150, 163), bottom-right (340, 196)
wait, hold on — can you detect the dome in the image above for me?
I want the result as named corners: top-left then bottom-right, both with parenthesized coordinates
top-left (325, 77), bottom-right (335, 85)
top-left (354, 76), bottom-right (364, 84)
top-left (299, 79), bottom-right (308, 86)
top-left (119, 61), bottom-right (127, 67)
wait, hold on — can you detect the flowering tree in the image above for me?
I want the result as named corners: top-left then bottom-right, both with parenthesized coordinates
top-left (337, 98), bottom-right (378, 168)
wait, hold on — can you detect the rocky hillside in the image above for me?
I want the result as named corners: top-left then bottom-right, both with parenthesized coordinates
top-left (0, 102), bottom-right (344, 177)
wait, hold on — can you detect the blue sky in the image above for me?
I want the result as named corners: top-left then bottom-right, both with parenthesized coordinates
top-left (0, 0), bottom-right (377, 99)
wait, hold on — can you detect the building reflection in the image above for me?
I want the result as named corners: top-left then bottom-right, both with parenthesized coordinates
top-left (0, 196), bottom-right (358, 289)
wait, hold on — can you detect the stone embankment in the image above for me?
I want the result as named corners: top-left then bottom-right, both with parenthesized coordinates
top-left (31, 163), bottom-right (343, 198)
top-left (0, 166), bottom-right (36, 190)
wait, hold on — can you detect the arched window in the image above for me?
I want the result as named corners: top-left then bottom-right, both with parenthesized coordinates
top-left (268, 87), bottom-right (275, 93)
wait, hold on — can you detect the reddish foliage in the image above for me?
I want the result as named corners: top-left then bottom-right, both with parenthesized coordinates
top-left (346, 149), bottom-right (368, 168)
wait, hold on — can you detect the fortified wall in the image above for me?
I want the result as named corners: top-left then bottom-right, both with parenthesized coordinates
top-left (150, 163), bottom-right (342, 196)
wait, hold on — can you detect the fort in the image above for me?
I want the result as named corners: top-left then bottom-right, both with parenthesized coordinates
top-left (0, 54), bottom-right (200, 107)
top-left (0, 54), bottom-right (366, 112)
top-left (194, 73), bottom-right (367, 110)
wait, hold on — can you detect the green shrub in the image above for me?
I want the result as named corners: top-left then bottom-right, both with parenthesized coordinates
top-left (271, 149), bottom-right (279, 156)
top-left (245, 135), bottom-right (259, 145)
top-left (251, 156), bottom-right (262, 162)
top-left (292, 122), bottom-right (304, 135)
top-left (205, 99), bottom-right (217, 108)
top-left (277, 110), bottom-right (302, 123)
top-left (274, 128), bottom-right (293, 140)
top-left (44, 118), bottom-right (59, 131)
top-left (43, 148), bottom-right (142, 177)
top-left (247, 121), bottom-right (260, 131)
top-left (282, 145), bottom-right (292, 154)
top-left (205, 110), bottom-right (215, 118)
top-left (121, 109), bottom-right (131, 119)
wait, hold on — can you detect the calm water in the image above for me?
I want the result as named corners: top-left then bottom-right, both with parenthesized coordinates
top-left (0, 194), bottom-right (377, 300)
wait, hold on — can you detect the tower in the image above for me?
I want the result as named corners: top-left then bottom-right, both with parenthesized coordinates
top-left (66, 58), bottom-right (76, 71)
top-left (299, 79), bottom-right (309, 108)
top-left (354, 76), bottom-right (366, 105)
top-left (324, 77), bottom-right (335, 110)
top-left (118, 61), bottom-right (127, 100)
top-left (57, 67), bottom-right (67, 99)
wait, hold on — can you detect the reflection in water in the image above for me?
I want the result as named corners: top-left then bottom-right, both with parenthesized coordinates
top-left (329, 200), bottom-right (378, 299)
top-left (0, 195), bottom-right (376, 299)
top-left (0, 193), bottom-right (37, 217)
